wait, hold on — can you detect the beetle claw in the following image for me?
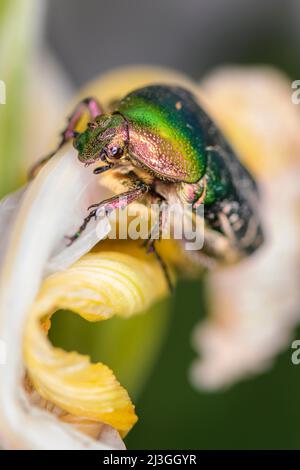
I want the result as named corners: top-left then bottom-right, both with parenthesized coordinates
top-left (87, 203), bottom-right (100, 211)
top-left (64, 234), bottom-right (79, 246)
top-left (93, 164), bottom-right (113, 175)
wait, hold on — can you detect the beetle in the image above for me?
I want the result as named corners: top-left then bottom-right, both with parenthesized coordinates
top-left (31, 85), bottom-right (264, 289)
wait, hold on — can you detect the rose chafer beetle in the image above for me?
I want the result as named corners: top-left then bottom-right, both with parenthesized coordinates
top-left (31, 85), bottom-right (264, 289)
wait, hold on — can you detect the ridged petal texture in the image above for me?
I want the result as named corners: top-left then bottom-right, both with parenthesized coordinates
top-left (25, 250), bottom-right (168, 435)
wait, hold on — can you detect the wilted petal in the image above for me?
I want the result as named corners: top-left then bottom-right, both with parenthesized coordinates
top-left (25, 247), bottom-right (169, 436)
top-left (0, 146), bottom-right (116, 449)
top-left (190, 67), bottom-right (300, 390)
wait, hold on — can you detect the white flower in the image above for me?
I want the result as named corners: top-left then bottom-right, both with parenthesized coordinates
top-left (190, 67), bottom-right (300, 390)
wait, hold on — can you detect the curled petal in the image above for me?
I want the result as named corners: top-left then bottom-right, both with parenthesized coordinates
top-left (0, 147), bottom-right (114, 449)
top-left (24, 249), bottom-right (168, 434)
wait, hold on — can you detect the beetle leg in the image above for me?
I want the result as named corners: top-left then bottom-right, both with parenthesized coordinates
top-left (147, 239), bottom-right (174, 293)
top-left (217, 211), bottom-right (237, 244)
top-left (93, 163), bottom-right (114, 175)
top-left (193, 177), bottom-right (207, 208)
top-left (143, 197), bottom-right (174, 292)
top-left (65, 208), bottom-right (98, 246)
top-left (29, 97), bottom-right (103, 179)
top-left (179, 178), bottom-right (206, 207)
top-left (66, 183), bottom-right (149, 245)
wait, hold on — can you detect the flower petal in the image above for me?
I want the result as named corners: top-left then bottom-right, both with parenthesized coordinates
top-left (25, 248), bottom-right (168, 435)
top-left (0, 146), bottom-right (113, 449)
top-left (190, 67), bottom-right (300, 389)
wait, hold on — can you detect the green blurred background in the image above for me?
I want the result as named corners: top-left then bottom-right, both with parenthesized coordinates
top-left (1, 0), bottom-right (300, 450)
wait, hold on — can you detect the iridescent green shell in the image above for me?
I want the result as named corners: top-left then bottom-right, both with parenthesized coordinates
top-left (114, 85), bottom-right (263, 256)
top-left (116, 85), bottom-right (209, 183)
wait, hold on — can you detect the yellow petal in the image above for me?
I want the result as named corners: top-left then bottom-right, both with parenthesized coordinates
top-left (24, 248), bottom-right (169, 435)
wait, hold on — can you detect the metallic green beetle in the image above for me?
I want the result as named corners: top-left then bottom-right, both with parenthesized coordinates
top-left (32, 85), bottom-right (264, 288)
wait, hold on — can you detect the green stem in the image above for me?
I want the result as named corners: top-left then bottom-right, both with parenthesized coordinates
top-left (0, 0), bottom-right (43, 197)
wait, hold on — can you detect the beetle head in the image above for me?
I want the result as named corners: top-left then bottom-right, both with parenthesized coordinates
top-left (73, 113), bottom-right (128, 165)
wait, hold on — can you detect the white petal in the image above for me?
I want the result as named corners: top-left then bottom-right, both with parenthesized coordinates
top-left (0, 146), bottom-right (116, 449)
top-left (0, 186), bottom-right (27, 266)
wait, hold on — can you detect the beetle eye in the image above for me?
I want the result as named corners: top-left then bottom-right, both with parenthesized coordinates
top-left (110, 146), bottom-right (123, 158)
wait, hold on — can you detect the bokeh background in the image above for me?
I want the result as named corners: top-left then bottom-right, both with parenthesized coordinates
top-left (1, 0), bottom-right (300, 449)
top-left (46, 0), bottom-right (300, 86)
